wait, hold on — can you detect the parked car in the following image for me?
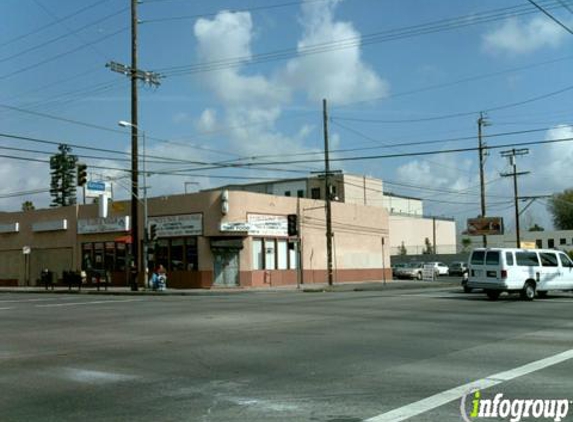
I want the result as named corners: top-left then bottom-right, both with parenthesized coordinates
top-left (394, 262), bottom-right (424, 280)
top-left (449, 261), bottom-right (468, 277)
top-left (467, 247), bottom-right (573, 301)
top-left (392, 263), bottom-right (407, 277)
top-left (425, 262), bottom-right (449, 277)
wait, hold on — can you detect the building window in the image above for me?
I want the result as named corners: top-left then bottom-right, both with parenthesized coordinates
top-left (284, 191), bottom-right (291, 197)
top-left (297, 189), bottom-right (304, 198)
top-left (170, 239), bottom-right (184, 271)
top-left (548, 239), bottom-right (555, 249)
top-left (560, 238), bottom-right (566, 245)
top-left (150, 237), bottom-right (199, 272)
top-left (253, 238), bottom-right (296, 270)
top-left (186, 238), bottom-right (198, 271)
top-left (277, 239), bottom-right (288, 270)
top-left (536, 239), bottom-right (542, 249)
top-left (265, 238), bottom-right (276, 270)
top-left (288, 242), bottom-right (298, 269)
top-left (311, 187), bottom-right (321, 199)
top-left (252, 239), bottom-right (263, 270)
top-left (82, 241), bottom-right (127, 272)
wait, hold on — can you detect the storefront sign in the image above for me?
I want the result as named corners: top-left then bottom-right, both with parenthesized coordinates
top-left (247, 214), bottom-right (288, 237)
top-left (148, 214), bottom-right (202, 237)
top-left (220, 222), bottom-right (250, 233)
top-left (78, 216), bottom-right (130, 234)
top-left (85, 180), bottom-right (112, 199)
top-left (32, 219), bottom-right (68, 232)
top-left (0, 222), bottom-right (19, 234)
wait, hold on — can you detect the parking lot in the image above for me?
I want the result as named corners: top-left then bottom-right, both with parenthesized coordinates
top-left (1, 286), bottom-right (572, 422)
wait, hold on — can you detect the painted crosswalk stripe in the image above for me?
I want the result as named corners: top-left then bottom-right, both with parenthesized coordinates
top-left (365, 349), bottom-right (573, 422)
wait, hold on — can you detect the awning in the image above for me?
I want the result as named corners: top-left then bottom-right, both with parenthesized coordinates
top-left (114, 234), bottom-right (132, 244)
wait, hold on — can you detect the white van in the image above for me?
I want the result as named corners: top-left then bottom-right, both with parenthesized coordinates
top-left (467, 248), bottom-right (573, 300)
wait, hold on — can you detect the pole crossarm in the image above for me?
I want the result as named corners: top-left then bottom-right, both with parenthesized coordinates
top-left (106, 61), bottom-right (162, 87)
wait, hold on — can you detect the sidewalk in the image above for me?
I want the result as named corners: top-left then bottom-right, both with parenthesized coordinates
top-left (0, 278), bottom-right (461, 296)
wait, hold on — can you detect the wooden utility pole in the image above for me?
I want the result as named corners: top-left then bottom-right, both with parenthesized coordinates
top-left (106, 0), bottom-right (161, 290)
top-left (501, 148), bottom-right (530, 248)
top-left (130, 0), bottom-right (139, 290)
top-left (323, 99), bottom-right (334, 286)
top-left (478, 112), bottom-right (489, 248)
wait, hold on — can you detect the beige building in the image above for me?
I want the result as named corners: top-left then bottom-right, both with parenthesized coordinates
top-left (0, 190), bottom-right (390, 288)
top-left (463, 229), bottom-right (573, 251)
top-left (213, 174), bottom-right (456, 256)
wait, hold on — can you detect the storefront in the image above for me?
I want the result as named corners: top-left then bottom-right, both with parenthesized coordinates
top-left (0, 190), bottom-right (390, 288)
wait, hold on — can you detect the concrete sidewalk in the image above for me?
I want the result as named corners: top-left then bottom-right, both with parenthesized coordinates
top-left (0, 278), bottom-right (461, 296)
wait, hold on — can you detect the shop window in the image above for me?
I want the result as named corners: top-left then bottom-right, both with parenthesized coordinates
top-left (171, 239), bottom-right (184, 271)
top-left (116, 243), bottom-right (126, 271)
top-left (93, 242), bottom-right (104, 269)
top-left (252, 239), bottom-right (263, 270)
top-left (265, 239), bottom-right (276, 270)
top-left (186, 238), bottom-right (198, 271)
top-left (156, 239), bottom-right (169, 270)
top-left (311, 187), bottom-right (321, 199)
top-left (105, 242), bottom-right (115, 270)
top-left (277, 239), bottom-right (288, 270)
top-left (297, 189), bottom-right (304, 198)
top-left (289, 243), bottom-right (298, 269)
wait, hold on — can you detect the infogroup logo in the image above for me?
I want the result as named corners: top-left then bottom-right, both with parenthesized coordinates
top-left (460, 390), bottom-right (571, 422)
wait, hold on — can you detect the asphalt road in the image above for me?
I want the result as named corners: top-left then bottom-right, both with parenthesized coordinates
top-left (0, 286), bottom-right (572, 422)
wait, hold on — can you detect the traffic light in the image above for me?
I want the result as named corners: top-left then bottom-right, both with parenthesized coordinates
top-left (77, 163), bottom-right (88, 187)
top-left (149, 224), bottom-right (158, 241)
top-left (287, 214), bottom-right (298, 237)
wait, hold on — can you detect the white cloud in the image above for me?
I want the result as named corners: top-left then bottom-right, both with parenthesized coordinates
top-left (530, 124), bottom-right (573, 191)
top-left (482, 16), bottom-right (569, 55)
top-left (0, 159), bottom-right (56, 210)
top-left (282, 0), bottom-right (389, 105)
top-left (196, 108), bottom-right (218, 133)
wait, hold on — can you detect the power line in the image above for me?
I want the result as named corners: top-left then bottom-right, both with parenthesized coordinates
top-left (0, 26), bottom-right (128, 81)
top-left (159, 1), bottom-right (565, 77)
top-left (526, 0), bottom-right (573, 34)
top-left (0, 0), bottom-right (115, 49)
top-left (331, 82), bottom-right (573, 124)
top-left (0, 6), bottom-right (127, 64)
top-left (141, 0), bottom-right (337, 24)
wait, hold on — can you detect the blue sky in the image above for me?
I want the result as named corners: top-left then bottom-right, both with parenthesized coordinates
top-left (1, 0), bottom-right (573, 234)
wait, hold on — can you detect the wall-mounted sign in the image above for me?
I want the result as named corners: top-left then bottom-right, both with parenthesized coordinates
top-left (149, 214), bottom-right (202, 237)
top-left (0, 222), bottom-right (19, 234)
top-left (466, 217), bottom-right (504, 236)
top-left (32, 219), bottom-right (68, 232)
top-left (22, 246), bottom-right (31, 255)
top-left (78, 216), bottom-right (130, 234)
top-left (85, 180), bottom-right (112, 199)
top-left (247, 214), bottom-right (288, 237)
top-left (220, 222), bottom-right (250, 233)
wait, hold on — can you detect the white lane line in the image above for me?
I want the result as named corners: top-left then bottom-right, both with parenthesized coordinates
top-left (35, 299), bottom-right (143, 308)
top-left (0, 297), bottom-right (74, 304)
top-left (0, 307), bottom-right (14, 310)
top-left (365, 349), bottom-right (573, 422)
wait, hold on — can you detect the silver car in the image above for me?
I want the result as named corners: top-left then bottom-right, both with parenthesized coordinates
top-left (394, 262), bottom-right (424, 280)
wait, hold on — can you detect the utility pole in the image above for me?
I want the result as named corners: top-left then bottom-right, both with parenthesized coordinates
top-left (106, 0), bottom-right (161, 290)
top-left (500, 148), bottom-right (530, 248)
top-left (478, 112), bottom-right (490, 247)
top-left (323, 98), bottom-right (334, 286)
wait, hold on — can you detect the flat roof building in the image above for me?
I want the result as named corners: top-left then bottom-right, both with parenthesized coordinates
top-left (0, 190), bottom-right (390, 288)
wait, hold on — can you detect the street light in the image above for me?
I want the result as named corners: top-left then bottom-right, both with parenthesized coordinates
top-left (118, 120), bottom-right (148, 289)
